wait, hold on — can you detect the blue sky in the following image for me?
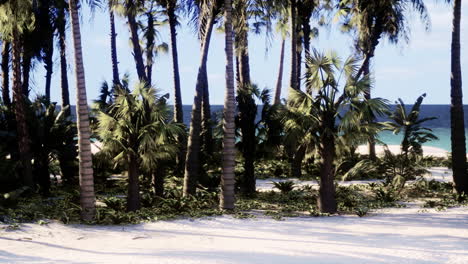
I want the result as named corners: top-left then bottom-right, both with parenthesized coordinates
top-left (30, 1), bottom-right (468, 105)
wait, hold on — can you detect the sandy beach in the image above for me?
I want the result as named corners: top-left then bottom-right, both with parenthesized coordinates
top-left (357, 144), bottom-right (450, 158)
top-left (1, 167), bottom-right (467, 264)
top-left (1, 204), bottom-right (467, 264)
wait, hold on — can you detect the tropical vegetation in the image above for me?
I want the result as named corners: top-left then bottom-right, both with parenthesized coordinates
top-left (0, 0), bottom-right (466, 225)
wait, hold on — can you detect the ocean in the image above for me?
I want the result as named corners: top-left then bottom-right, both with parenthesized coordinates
top-left (181, 105), bottom-right (468, 152)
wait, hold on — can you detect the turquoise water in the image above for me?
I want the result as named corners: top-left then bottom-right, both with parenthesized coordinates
top-left (377, 128), bottom-right (467, 152)
top-left (182, 105), bottom-right (468, 152)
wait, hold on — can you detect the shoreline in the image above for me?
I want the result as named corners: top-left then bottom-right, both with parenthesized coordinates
top-left (357, 144), bottom-right (449, 158)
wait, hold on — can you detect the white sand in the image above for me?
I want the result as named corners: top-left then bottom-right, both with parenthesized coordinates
top-left (357, 145), bottom-right (449, 158)
top-left (1, 204), bottom-right (467, 264)
top-left (1, 167), bottom-right (464, 264)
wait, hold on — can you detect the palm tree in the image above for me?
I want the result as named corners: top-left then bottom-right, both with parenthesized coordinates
top-left (289, 0), bottom-right (298, 90)
top-left (109, 1), bottom-right (120, 86)
top-left (182, 0), bottom-right (218, 196)
top-left (56, 0), bottom-right (70, 116)
top-left (337, 0), bottom-right (429, 160)
top-left (69, 0), bottom-right (96, 221)
top-left (185, 0), bottom-right (223, 159)
top-left (285, 50), bottom-right (388, 213)
top-left (29, 97), bottom-right (77, 195)
top-left (154, 0), bottom-right (183, 123)
top-left (167, 1), bottom-right (184, 124)
top-left (1, 41), bottom-right (10, 106)
top-left (232, 0), bottom-right (257, 195)
top-left (385, 94), bottom-right (438, 157)
top-left (274, 12), bottom-right (289, 105)
top-left (37, 0), bottom-right (55, 101)
top-left (220, 0), bottom-right (235, 210)
top-left (98, 84), bottom-right (183, 211)
top-left (0, 1), bottom-right (35, 189)
top-left (449, 0), bottom-right (468, 194)
top-left (113, 0), bottom-right (148, 83)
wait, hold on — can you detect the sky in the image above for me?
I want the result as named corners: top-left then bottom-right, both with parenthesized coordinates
top-left (29, 1), bottom-right (468, 106)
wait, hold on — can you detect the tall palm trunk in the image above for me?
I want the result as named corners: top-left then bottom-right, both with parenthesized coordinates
top-left (220, 0), bottom-right (236, 210)
top-left (44, 35), bottom-right (54, 101)
top-left (274, 38), bottom-right (285, 104)
top-left (450, 0), bottom-right (468, 194)
top-left (183, 15), bottom-right (215, 196)
top-left (296, 35), bottom-right (302, 88)
top-left (235, 0), bottom-right (256, 196)
top-left (69, 0), bottom-right (95, 221)
top-left (289, 0), bottom-right (298, 91)
top-left (1, 42), bottom-right (10, 106)
top-left (12, 31), bottom-right (33, 189)
top-left (168, 4), bottom-right (186, 174)
top-left (21, 54), bottom-right (31, 97)
top-left (57, 7), bottom-right (70, 116)
top-left (127, 3), bottom-right (147, 83)
top-left (201, 14), bottom-right (216, 157)
top-left (168, 5), bottom-right (183, 123)
top-left (302, 16), bottom-right (311, 58)
top-left (145, 12), bottom-right (155, 85)
top-left (109, 9), bottom-right (120, 86)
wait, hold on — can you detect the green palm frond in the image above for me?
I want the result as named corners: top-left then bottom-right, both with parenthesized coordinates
top-left (97, 81), bottom-right (185, 172)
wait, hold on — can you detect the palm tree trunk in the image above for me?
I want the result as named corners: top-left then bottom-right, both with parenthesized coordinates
top-left (44, 35), bottom-right (54, 101)
top-left (450, 0), bottom-right (468, 194)
top-left (302, 16), bottom-right (311, 58)
top-left (183, 15), bottom-right (215, 196)
top-left (145, 12), bottom-right (155, 85)
top-left (318, 121), bottom-right (337, 213)
top-left (58, 8), bottom-right (70, 116)
top-left (12, 31), bottom-right (33, 189)
top-left (201, 15), bottom-right (216, 157)
top-left (69, 0), bottom-right (96, 221)
top-left (220, 0), bottom-right (236, 210)
top-left (1, 41), bottom-right (10, 106)
top-left (274, 38), bottom-right (285, 104)
top-left (291, 145), bottom-right (305, 178)
top-left (289, 0), bottom-right (298, 91)
top-left (36, 150), bottom-right (51, 195)
top-left (167, 4), bottom-right (186, 173)
top-left (168, 5), bottom-right (183, 124)
top-left (109, 9), bottom-right (120, 86)
top-left (363, 62), bottom-right (376, 160)
top-left (296, 36), bottom-right (302, 88)
top-left (21, 54), bottom-right (31, 97)
top-left (235, 0), bottom-right (256, 196)
top-left (152, 164), bottom-right (165, 197)
top-left (127, 6), bottom-right (148, 83)
top-left (127, 153), bottom-right (141, 211)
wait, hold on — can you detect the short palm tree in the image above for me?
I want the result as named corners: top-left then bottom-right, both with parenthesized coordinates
top-left (29, 98), bottom-right (77, 195)
top-left (97, 83), bottom-right (184, 211)
top-left (285, 50), bottom-right (388, 213)
top-left (385, 94), bottom-right (438, 157)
